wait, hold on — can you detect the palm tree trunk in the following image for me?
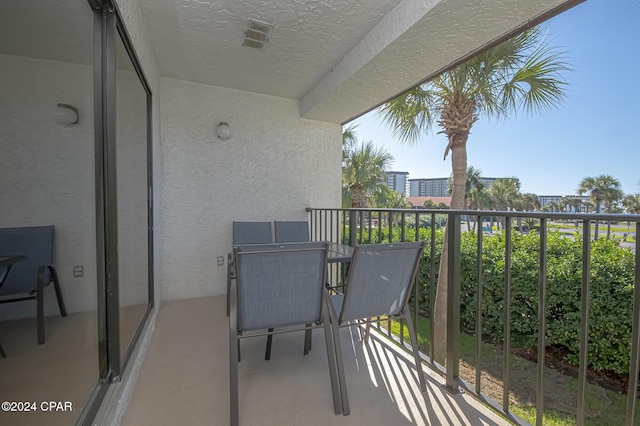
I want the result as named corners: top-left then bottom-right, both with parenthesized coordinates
top-left (433, 143), bottom-right (467, 364)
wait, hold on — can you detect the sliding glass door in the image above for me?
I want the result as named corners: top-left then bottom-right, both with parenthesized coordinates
top-left (0, 1), bottom-right (153, 424)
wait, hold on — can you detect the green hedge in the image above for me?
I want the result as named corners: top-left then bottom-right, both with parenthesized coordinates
top-left (347, 226), bottom-right (636, 376)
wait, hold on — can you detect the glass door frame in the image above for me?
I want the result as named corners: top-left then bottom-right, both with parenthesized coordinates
top-left (77, 0), bottom-right (154, 423)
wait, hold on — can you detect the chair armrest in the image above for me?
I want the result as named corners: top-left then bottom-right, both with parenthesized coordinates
top-left (228, 252), bottom-right (236, 279)
top-left (37, 264), bottom-right (58, 288)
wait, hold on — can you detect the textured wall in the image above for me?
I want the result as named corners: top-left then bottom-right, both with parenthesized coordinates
top-left (0, 54), bottom-right (96, 318)
top-left (0, 54), bottom-right (152, 318)
top-left (159, 78), bottom-right (342, 300)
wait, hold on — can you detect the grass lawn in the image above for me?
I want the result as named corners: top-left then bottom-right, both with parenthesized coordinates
top-left (384, 316), bottom-right (636, 425)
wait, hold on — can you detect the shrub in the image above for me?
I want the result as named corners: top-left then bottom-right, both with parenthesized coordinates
top-left (350, 225), bottom-right (637, 376)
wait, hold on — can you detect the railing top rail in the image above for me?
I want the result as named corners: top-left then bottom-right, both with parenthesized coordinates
top-left (306, 207), bottom-right (640, 222)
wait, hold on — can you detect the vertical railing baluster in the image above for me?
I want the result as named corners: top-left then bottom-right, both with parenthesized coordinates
top-left (625, 221), bottom-right (640, 425)
top-left (414, 212), bottom-right (420, 337)
top-left (329, 209), bottom-right (333, 242)
top-left (387, 212), bottom-right (392, 332)
top-left (536, 218), bottom-right (547, 426)
top-left (429, 212), bottom-right (436, 362)
top-left (378, 212), bottom-right (382, 243)
top-left (577, 220), bottom-right (591, 425)
top-left (446, 213), bottom-right (461, 391)
top-left (503, 216), bottom-right (512, 413)
top-left (368, 211), bottom-right (373, 243)
top-left (349, 210), bottom-right (357, 247)
top-left (400, 211), bottom-right (406, 346)
top-left (323, 210), bottom-right (327, 242)
top-left (475, 214), bottom-right (483, 395)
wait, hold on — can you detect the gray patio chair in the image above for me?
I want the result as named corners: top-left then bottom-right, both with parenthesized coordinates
top-left (229, 241), bottom-right (343, 425)
top-left (272, 220), bottom-right (311, 357)
top-left (274, 220), bottom-right (310, 243)
top-left (0, 226), bottom-right (67, 345)
top-left (226, 221), bottom-right (272, 317)
top-left (324, 241), bottom-right (426, 416)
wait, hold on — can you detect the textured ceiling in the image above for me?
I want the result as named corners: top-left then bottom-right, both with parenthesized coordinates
top-left (139, 0), bottom-right (580, 123)
top-left (0, 0), bottom-right (581, 124)
top-left (138, 0), bottom-right (403, 100)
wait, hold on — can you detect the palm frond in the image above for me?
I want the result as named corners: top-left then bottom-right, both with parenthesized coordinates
top-left (377, 85), bottom-right (441, 145)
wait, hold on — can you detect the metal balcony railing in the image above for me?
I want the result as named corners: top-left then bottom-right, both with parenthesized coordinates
top-left (306, 207), bottom-right (640, 426)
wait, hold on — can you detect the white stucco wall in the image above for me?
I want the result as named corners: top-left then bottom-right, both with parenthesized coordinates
top-left (0, 54), bottom-right (96, 319)
top-left (0, 54), bottom-right (153, 317)
top-left (159, 78), bottom-right (342, 301)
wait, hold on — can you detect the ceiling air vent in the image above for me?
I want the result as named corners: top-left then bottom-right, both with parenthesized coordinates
top-left (242, 19), bottom-right (274, 50)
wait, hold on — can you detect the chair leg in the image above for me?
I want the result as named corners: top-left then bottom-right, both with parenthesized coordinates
top-left (325, 293), bottom-right (350, 416)
top-left (37, 285), bottom-right (45, 345)
top-left (321, 301), bottom-right (343, 415)
top-left (404, 311), bottom-right (427, 392)
top-left (49, 266), bottom-right (67, 316)
top-left (226, 254), bottom-right (233, 317)
top-left (229, 285), bottom-right (239, 426)
top-left (364, 318), bottom-right (372, 344)
top-left (304, 324), bottom-right (312, 355)
top-left (265, 329), bottom-right (274, 360)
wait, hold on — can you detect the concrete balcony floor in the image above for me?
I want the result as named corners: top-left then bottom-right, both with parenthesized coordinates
top-left (123, 296), bottom-right (510, 426)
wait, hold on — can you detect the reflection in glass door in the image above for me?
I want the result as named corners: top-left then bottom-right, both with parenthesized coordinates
top-left (114, 23), bottom-right (152, 369)
top-left (0, 1), bottom-right (104, 424)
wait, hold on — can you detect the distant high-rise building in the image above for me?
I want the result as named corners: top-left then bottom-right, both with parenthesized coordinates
top-left (409, 176), bottom-right (499, 197)
top-left (409, 178), bottom-right (449, 197)
top-left (539, 195), bottom-right (589, 212)
top-left (385, 171), bottom-right (409, 195)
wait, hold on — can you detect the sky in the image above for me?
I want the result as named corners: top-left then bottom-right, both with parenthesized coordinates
top-left (348, 0), bottom-right (640, 196)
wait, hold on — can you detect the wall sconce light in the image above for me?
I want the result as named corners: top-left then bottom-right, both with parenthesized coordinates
top-left (216, 122), bottom-right (231, 140)
top-left (55, 103), bottom-right (79, 125)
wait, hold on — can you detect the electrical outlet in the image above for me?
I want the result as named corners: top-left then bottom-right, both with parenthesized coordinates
top-left (73, 265), bottom-right (84, 278)
top-left (217, 256), bottom-right (224, 266)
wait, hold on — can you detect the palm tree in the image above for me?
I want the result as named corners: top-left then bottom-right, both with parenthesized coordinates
top-left (467, 186), bottom-right (493, 232)
top-left (381, 189), bottom-right (412, 209)
top-left (519, 193), bottom-right (541, 211)
top-left (448, 166), bottom-right (485, 231)
top-left (342, 140), bottom-right (394, 208)
top-left (577, 175), bottom-right (622, 240)
top-left (490, 177), bottom-right (521, 229)
top-left (566, 196), bottom-right (583, 213)
top-left (515, 193), bottom-right (540, 231)
top-left (378, 27), bottom-right (569, 362)
top-left (623, 194), bottom-right (640, 214)
top-left (342, 123), bottom-right (358, 164)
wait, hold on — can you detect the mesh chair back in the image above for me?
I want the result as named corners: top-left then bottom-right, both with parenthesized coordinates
top-left (235, 242), bottom-right (327, 331)
top-left (232, 221), bottom-right (272, 245)
top-left (339, 241), bottom-right (425, 323)
top-left (0, 226), bottom-right (54, 296)
top-left (274, 221), bottom-right (310, 243)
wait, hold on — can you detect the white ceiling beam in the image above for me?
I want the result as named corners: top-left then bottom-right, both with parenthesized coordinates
top-left (301, 0), bottom-right (582, 124)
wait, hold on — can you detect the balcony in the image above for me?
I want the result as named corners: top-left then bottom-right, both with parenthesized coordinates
top-left (121, 296), bottom-right (509, 425)
top-left (117, 207), bottom-right (640, 425)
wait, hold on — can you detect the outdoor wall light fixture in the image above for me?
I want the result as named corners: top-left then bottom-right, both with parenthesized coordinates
top-left (216, 122), bottom-right (231, 140)
top-left (55, 103), bottom-right (79, 125)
